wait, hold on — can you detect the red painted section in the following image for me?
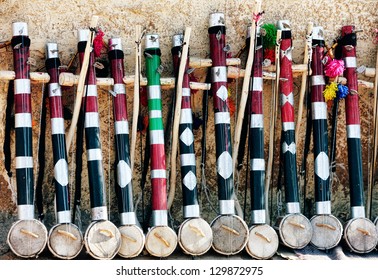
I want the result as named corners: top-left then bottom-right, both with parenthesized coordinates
top-left (279, 37), bottom-right (295, 123)
top-left (82, 96), bottom-right (99, 113)
top-left (49, 96), bottom-right (64, 118)
top-left (113, 93), bottom-right (127, 121)
top-left (150, 144), bottom-right (166, 170)
top-left (250, 44), bottom-right (263, 115)
top-left (14, 94), bottom-right (31, 113)
top-left (48, 68), bottom-right (59, 84)
top-left (13, 47), bottom-right (30, 79)
top-left (311, 45), bottom-right (326, 103)
top-left (151, 178), bottom-right (167, 210)
top-left (342, 25), bottom-right (360, 126)
top-left (110, 58), bottom-right (124, 84)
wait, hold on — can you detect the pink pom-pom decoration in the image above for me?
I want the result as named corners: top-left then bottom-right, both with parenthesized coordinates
top-left (324, 59), bottom-right (345, 78)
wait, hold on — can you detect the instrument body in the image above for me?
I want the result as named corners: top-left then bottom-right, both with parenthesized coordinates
top-left (245, 26), bottom-right (279, 259)
top-left (77, 29), bottom-right (121, 260)
top-left (172, 34), bottom-right (213, 256)
top-left (208, 12), bottom-right (249, 255)
top-left (275, 20), bottom-right (312, 249)
top-left (308, 26), bottom-right (342, 250)
top-left (143, 34), bottom-right (177, 257)
top-left (340, 25), bottom-right (378, 253)
top-left (108, 37), bottom-right (145, 258)
top-left (45, 42), bottom-right (83, 259)
top-left (7, 22), bottom-right (48, 258)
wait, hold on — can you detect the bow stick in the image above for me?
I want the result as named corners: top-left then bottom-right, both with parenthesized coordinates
top-left (232, 0), bottom-right (262, 178)
top-left (167, 27), bottom-right (192, 210)
top-left (65, 15), bottom-right (99, 152)
top-left (130, 25), bottom-right (143, 172)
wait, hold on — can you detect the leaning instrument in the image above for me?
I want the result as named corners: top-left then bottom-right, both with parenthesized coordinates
top-left (7, 22), bottom-right (48, 258)
top-left (208, 12), bottom-right (249, 255)
top-left (308, 26), bottom-right (343, 250)
top-left (77, 29), bottom-right (121, 260)
top-left (143, 33), bottom-right (178, 257)
top-left (274, 20), bottom-right (312, 249)
top-left (45, 42), bottom-right (84, 259)
top-left (245, 26), bottom-right (279, 259)
top-left (172, 34), bottom-right (213, 256)
top-left (340, 25), bottom-right (378, 253)
top-left (108, 37), bottom-right (145, 258)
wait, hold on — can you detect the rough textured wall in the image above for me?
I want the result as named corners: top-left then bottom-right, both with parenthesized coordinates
top-left (0, 0), bottom-right (378, 257)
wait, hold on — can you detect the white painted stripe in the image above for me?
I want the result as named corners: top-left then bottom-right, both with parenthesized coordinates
top-left (347, 124), bottom-right (361, 138)
top-left (50, 118), bottom-right (65, 134)
top-left (15, 113), bottom-right (32, 128)
top-left (151, 169), bottom-right (166, 179)
top-left (84, 84), bottom-right (98, 97)
top-left (286, 202), bottom-right (300, 214)
top-left (215, 112), bottom-right (230, 124)
top-left (16, 156), bottom-right (33, 169)
top-left (250, 158), bottom-right (265, 171)
top-left (119, 212), bottom-right (136, 225)
top-left (180, 108), bottom-right (193, 124)
top-left (315, 201), bottom-right (331, 215)
top-left (311, 102), bottom-right (327, 120)
top-left (282, 122), bottom-right (295, 131)
top-left (183, 205), bottom-right (200, 218)
top-left (14, 79), bottom-right (31, 94)
top-left (251, 77), bottom-right (263, 91)
top-left (48, 83), bottom-right (62, 97)
top-left (351, 206), bottom-right (365, 218)
top-left (91, 206), bottom-right (108, 221)
top-left (84, 112), bottom-right (99, 128)
top-left (182, 88), bottom-right (191, 97)
top-left (87, 148), bottom-right (103, 161)
top-left (150, 130), bottom-right (165, 144)
top-left (114, 83), bottom-right (126, 94)
top-left (311, 75), bottom-right (325, 86)
top-left (180, 153), bottom-right (196, 166)
top-left (250, 114), bottom-right (264, 128)
top-left (251, 209), bottom-right (266, 224)
top-left (148, 85), bottom-right (161, 99)
top-left (219, 200), bottom-right (235, 215)
top-left (344, 56), bottom-right (357, 68)
top-left (152, 210), bottom-right (168, 226)
top-left (211, 66), bottom-right (227, 82)
top-left (18, 205), bottom-right (34, 220)
top-left (149, 110), bottom-right (162, 119)
top-left (114, 120), bottom-right (129, 135)
top-left (57, 210), bottom-right (72, 224)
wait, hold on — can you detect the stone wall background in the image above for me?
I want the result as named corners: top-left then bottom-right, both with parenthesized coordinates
top-left (0, 0), bottom-right (378, 257)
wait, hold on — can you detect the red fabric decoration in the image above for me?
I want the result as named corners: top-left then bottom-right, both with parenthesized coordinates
top-left (324, 58), bottom-right (344, 78)
top-left (93, 29), bottom-right (104, 57)
top-left (264, 48), bottom-right (275, 65)
top-left (140, 86), bottom-right (148, 107)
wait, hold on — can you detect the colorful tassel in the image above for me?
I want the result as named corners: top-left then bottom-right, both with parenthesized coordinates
top-left (93, 29), bottom-right (105, 57)
top-left (261, 23), bottom-right (277, 49)
top-left (324, 58), bottom-right (344, 78)
top-left (323, 82), bottom-right (338, 102)
top-left (337, 83), bottom-right (349, 99)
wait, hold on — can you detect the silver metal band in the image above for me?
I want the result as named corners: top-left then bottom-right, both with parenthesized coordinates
top-left (145, 34), bottom-right (160, 49)
top-left (12, 22), bottom-right (28, 36)
top-left (183, 205), bottom-right (200, 218)
top-left (18, 205), bottom-right (34, 220)
top-left (57, 210), bottom-right (72, 224)
top-left (286, 202), bottom-right (300, 214)
top-left (344, 56), bottom-right (357, 68)
top-left (91, 206), bottom-right (108, 221)
top-left (211, 66), bottom-right (227, 83)
top-left (46, 42), bottom-right (59, 59)
top-left (251, 209), bottom-right (266, 224)
top-left (119, 212), bottom-right (137, 225)
top-left (351, 206), bottom-right (365, 218)
top-left (172, 34), bottom-right (183, 48)
top-left (219, 200), bottom-right (235, 215)
top-left (312, 26), bottom-right (324, 41)
top-left (78, 29), bottom-right (90, 42)
top-left (109, 37), bottom-right (122, 51)
top-left (315, 201), bottom-right (331, 215)
top-left (48, 83), bottom-right (62, 97)
top-left (209, 12), bottom-right (225, 27)
top-left (114, 83), bottom-right (126, 94)
top-left (311, 75), bottom-right (325, 86)
top-left (152, 210), bottom-right (168, 226)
